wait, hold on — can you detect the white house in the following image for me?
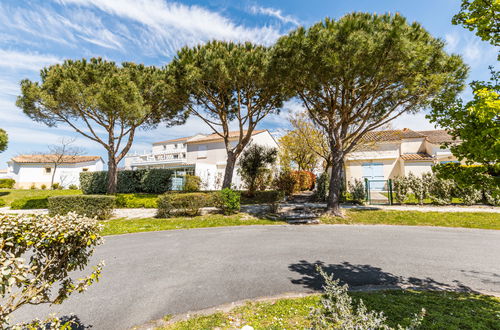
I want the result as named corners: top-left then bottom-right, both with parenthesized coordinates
top-left (345, 128), bottom-right (460, 190)
top-left (124, 129), bottom-right (278, 190)
top-left (7, 155), bottom-right (104, 189)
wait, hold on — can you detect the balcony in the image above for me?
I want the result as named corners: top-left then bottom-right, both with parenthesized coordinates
top-left (126, 151), bottom-right (187, 167)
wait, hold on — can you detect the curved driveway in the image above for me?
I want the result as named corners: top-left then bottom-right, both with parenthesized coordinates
top-left (16, 225), bottom-right (500, 329)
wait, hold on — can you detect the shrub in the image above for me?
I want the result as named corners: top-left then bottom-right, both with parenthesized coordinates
top-left (273, 171), bottom-right (298, 196)
top-left (241, 190), bottom-right (284, 205)
top-left (348, 179), bottom-right (366, 204)
top-left (68, 184), bottom-right (79, 190)
top-left (156, 192), bottom-right (215, 218)
top-left (30, 184), bottom-right (36, 190)
top-left (51, 182), bottom-right (61, 190)
top-left (10, 196), bottom-right (48, 209)
top-left (0, 178), bottom-right (15, 188)
top-left (48, 195), bottom-right (115, 220)
top-left (485, 189), bottom-right (500, 206)
top-left (315, 172), bottom-right (330, 202)
top-left (406, 172), bottom-right (430, 205)
top-left (0, 199), bottom-right (5, 207)
top-left (455, 185), bottom-right (482, 206)
top-left (293, 170), bottom-right (313, 191)
top-left (40, 184), bottom-right (47, 190)
top-left (310, 266), bottom-right (425, 329)
top-left (80, 169), bottom-right (173, 194)
top-left (183, 174), bottom-right (201, 192)
top-left (141, 169), bottom-right (172, 193)
top-left (255, 168), bottom-right (274, 191)
top-left (0, 213), bottom-right (103, 328)
top-left (115, 194), bottom-right (158, 208)
top-left (428, 176), bottom-right (454, 205)
top-left (238, 144), bottom-right (278, 195)
top-left (393, 176), bottom-right (411, 204)
top-left (215, 188), bottom-right (240, 215)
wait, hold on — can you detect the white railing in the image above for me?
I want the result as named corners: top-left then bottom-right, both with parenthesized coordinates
top-left (127, 152), bottom-right (187, 165)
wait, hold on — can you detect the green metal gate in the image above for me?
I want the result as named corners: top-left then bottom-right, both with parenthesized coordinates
top-left (364, 178), bottom-right (393, 205)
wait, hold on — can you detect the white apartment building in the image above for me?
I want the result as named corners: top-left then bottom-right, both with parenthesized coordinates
top-left (124, 129), bottom-right (278, 190)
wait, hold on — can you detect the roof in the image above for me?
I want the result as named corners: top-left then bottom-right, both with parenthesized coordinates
top-left (11, 155), bottom-right (101, 164)
top-left (400, 153), bottom-right (434, 161)
top-left (417, 130), bottom-right (456, 144)
top-left (153, 129), bottom-right (267, 145)
top-left (361, 129), bottom-right (426, 142)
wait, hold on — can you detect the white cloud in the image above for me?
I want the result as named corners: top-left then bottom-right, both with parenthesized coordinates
top-left (56, 0), bottom-right (282, 49)
top-left (0, 50), bottom-right (61, 71)
top-left (463, 39), bottom-right (482, 63)
top-left (445, 32), bottom-right (459, 52)
top-left (249, 5), bottom-right (300, 25)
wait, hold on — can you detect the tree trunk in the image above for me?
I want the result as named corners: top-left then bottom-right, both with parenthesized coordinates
top-left (222, 151), bottom-right (237, 189)
top-left (326, 150), bottom-right (344, 217)
top-left (50, 164), bottom-right (57, 189)
top-left (107, 153), bottom-right (118, 194)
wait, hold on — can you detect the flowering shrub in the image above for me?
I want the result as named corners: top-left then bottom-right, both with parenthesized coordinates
top-left (455, 185), bottom-right (482, 206)
top-left (393, 176), bottom-right (411, 204)
top-left (310, 266), bottom-right (425, 329)
top-left (0, 213), bottom-right (103, 328)
top-left (407, 172), bottom-right (430, 205)
top-left (348, 179), bottom-right (366, 204)
top-left (428, 176), bottom-right (454, 205)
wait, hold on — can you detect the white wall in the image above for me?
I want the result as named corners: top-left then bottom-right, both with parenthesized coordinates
top-left (400, 138), bottom-right (426, 154)
top-left (11, 159), bottom-right (104, 188)
top-left (402, 161), bottom-right (433, 176)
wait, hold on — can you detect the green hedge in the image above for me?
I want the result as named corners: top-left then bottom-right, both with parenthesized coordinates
top-left (240, 190), bottom-right (284, 204)
top-left (80, 169), bottom-right (172, 194)
top-left (0, 179), bottom-right (15, 189)
top-left (157, 192), bottom-right (216, 218)
top-left (10, 196), bottom-right (49, 209)
top-left (48, 195), bottom-right (115, 219)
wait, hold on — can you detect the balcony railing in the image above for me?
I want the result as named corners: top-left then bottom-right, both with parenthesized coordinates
top-left (127, 151), bottom-right (187, 166)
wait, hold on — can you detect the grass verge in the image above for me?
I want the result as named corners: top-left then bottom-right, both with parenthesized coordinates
top-left (322, 210), bottom-right (500, 230)
top-left (101, 214), bottom-right (285, 236)
top-left (160, 290), bottom-right (500, 329)
top-left (0, 189), bottom-right (81, 207)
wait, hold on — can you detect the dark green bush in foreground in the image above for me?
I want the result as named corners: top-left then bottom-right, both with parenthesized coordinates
top-left (0, 178), bottom-right (15, 188)
top-left (157, 192), bottom-right (216, 217)
top-left (215, 188), bottom-right (240, 215)
top-left (48, 195), bottom-right (115, 219)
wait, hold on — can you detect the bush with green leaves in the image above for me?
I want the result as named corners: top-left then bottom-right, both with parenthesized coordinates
top-left (0, 179), bottom-right (15, 189)
top-left (393, 176), bottom-right (411, 204)
top-left (183, 174), bottom-right (201, 192)
top-left (40, 184), bottom-right (47, 190)
top-left (310, 266), bottom-right (425, 329)
top-left (10, 196), bottom-right (49, 210)
top-left (348, 179), bottom-right (366, 204)
top-left (68, 184), bottom-right (79, 190)
top-left (455, 185), bottom-right (482, 206)
top-left (315, 172), bottom-right (330, 202)
top-left (215, 188), bottom-right (241, 215)
top-left (428, 176), bottom-right (455, 205)
top-left (273, 170), bottom-right (298, 196)
top-left (48, 195), bottom-right (115, 220)
top-left (238, 144), bottom-right (278, 196)
top-left (80, 169), bottom-right (172, 194)
top-left (0, 213), bottom-right (103, 328)
top-left (156, 192), bottom-right (215, 217)
top-left (406, 172), bottom-right (430, 205)
top-left (115, 194), bottom-right (158, 208)
top-left (0, 199), bottom-right (5, 207)
top-left (51, 182), bottom-right (61, 190)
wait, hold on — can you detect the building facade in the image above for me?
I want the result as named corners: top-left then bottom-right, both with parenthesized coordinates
top-left (7, 155), bottom-right (104, 189)
top-left (124, 129), bottom-right (278, 190)
top-left (345, 129), bottom-right (460, 190)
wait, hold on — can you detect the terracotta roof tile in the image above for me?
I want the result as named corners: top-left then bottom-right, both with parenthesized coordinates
top-left (12, 155), bottom-right (101, 164)
top-left (362, 129), bottom-right (425, 142)
top-left (417, 130), bottom-right (456, 144)
top-left (154, 130), bottom-right (267, 145)
top-left (400, 153), bottom-right (434, 161)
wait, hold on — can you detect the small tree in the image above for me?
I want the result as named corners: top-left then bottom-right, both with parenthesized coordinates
top-left (278, 129), bottom-right (319, 171)
top-left (17, 58), bottom-right (185, 194)
top-left (0, 129), bottom-right (7, 153)
top-left (238, 144), bottom-right (277, 196)
top-left (0, 213), bottom-right (103, 328)
top-left (42, 137), bottom-right (84, 189)
top-left (169, 41), bottom-right (288, 188)
top-left (273, 13), bottom-right (467, 216)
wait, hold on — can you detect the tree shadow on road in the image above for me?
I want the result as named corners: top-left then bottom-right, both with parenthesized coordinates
top-left (57, 315), bottom-right (92, 329)
top-left (289, 260), bottom-right (479, 293)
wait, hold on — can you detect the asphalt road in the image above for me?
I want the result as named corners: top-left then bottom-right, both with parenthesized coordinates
top-left (15, 225), bottom-right (500, 329)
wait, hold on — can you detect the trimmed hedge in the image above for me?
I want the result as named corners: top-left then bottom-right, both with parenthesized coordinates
top-left (0, 178), bottom-right (15, 188)
top-left (157, 192), bottom-right (216, 218)
top-left (48, 195), bottom-right (115, 219)
top-left (115, 194), bottom-right (158, 208)
top-left (80, 169), bottom-right (172, 194)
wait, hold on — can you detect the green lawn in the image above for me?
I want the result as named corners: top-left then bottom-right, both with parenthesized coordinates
top-left (380, 192), bottom-right (463, 205)
top-left (322, 210), bottom-right (500, 230)
top-left (101, 214), bottom-right (285, 236)
top-left (160, 290), bottom-right (500, 329)
top-left (0, 188), bottom-right (81, 206)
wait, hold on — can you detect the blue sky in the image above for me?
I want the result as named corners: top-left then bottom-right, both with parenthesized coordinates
top-left (0, 0), bottom-right (498, 167)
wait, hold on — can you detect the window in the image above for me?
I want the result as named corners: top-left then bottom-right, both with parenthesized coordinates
top-left (173, 154), bottom-right (178, 159)
top-left (197, 145), bottom-right (207, 158)
top-left (82, 168), bottom-right (89, 172)
top-left (163, 145), bottom-right (167, 150)
top-left (44, 167), bottom-right (51, 174)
